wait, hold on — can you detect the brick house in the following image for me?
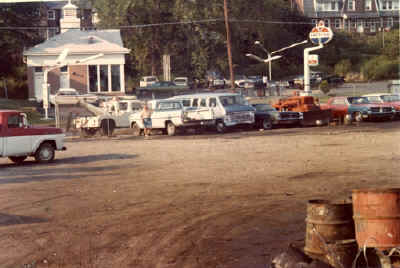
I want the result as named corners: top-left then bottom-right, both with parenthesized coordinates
top-left (294, 0), bottom-right (399, 33)
top-left (23, 1), bottom-right (130, 101)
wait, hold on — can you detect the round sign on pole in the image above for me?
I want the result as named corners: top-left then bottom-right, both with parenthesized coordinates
top-left (309, 20), bottom-right (333, 45)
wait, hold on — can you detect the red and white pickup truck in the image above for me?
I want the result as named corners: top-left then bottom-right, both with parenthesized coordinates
top-left (0, 110), bottom-right (66, 164)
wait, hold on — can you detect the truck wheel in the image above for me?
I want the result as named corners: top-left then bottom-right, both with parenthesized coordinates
top-left (353, 112), bottom-right (363, 122)
top-left (216, 121), bottom-right (226, 133)
top-left (262, 119), bottom-right (273, 130)
top-left (132, 123), bottom-right (142, 136)
top-left (8, 156), bottom-right (27, 164)
top-left (100, 120), bottom-right (115, 137)
top-left (35, 143), bottom-right (55, 163)
top-left (166, 122), bottom-right (176, 136)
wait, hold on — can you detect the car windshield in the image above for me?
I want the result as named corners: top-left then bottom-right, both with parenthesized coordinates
top-left (382, 95), bottom-right (400, 102)
top-left (147, 77), bottom-right (157, 82)
top-left (254, 104), bottom-right (275, 112)
top-left (348, 97), bottom-right (370, 104)
top-left (219, 95), bottom-right (247, 106)
top-left (235, 75), bottom-right (247, 80)
top-left (175, 79), bottom-right (186, 83)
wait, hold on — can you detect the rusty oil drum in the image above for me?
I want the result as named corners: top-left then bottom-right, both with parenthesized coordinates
top-left (352, 188), bottom-right (400, 250)
top-left (304, 200), bottom-right (355, 260)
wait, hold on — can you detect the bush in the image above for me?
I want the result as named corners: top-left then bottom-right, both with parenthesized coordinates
top-left (319, 80), bottom-right (330, 95)
top-left (361, 55), bottom-right (398, 80)
top-left (334, 59), bottom-right (352, 77)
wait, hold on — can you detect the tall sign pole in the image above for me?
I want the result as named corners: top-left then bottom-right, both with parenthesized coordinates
top-left (304, 20), bottom-right (333, 95)
top-left (224, 0), bottom-right (235, 89)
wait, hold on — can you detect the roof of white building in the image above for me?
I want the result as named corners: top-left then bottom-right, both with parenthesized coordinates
top-left (24, 29), bottom-right (130, 56)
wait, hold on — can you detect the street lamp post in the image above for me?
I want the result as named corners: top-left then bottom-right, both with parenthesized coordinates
top-left (253, 40), bottom-right (308, 81)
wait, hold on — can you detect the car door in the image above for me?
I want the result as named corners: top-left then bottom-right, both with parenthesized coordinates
top-left (4, 114), bottom-right (32, 156)
top-left (331, 98), bottom-right (347, 118)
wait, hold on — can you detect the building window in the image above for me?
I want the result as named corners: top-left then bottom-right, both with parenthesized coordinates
top-left (60, 66), bottom-right (68, 73)
top-left (48, 10), bottom-right (55, 20)
top-left (111, 65), bottom-right (121, 92)
top-left (312, 19), bottom-right (318, 26)
top-left (316, 1), bottom-right (340, 11)
top-left (89, 64), bottom-right (122, 93)
top-left (89, 65), bottom-right (98, 92)
top-left (381, 1), bottom-right (393, 10)
top-left (324, 19), bottom-right (330, 27)
top-left (365, 0), bottom-right (372, 10)
top-left (348, 0), bottom-right (355, 10)
top-left (34, 67), bottom-right (43, 73)
top-left (350, 19), bottom-right (356, 28)
top-left (334, 19), bottom-right (341, 28)
top-left (99, 65), bottom-right (108, 92)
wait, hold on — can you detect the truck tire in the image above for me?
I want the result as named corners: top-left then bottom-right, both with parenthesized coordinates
top-left (8, 156), bottom-right (27, 164)
top-left (216, 121), bottom-right (226, 133)
top-left (166, 122), bottom-right (176, 136)
top-left (262, 118), bottom-right (273, 130)
top-left (132, 123), bottom-right (142, 136)
top-left (353, 112), bottom-right (363, 122)
top-left (35, 142), bottom-right (55, 163)
top-left (100, 120), bottom-right (115, 137)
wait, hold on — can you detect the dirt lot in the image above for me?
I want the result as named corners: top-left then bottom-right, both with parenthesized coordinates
top-left (1, 121), bottom-right (400, 268)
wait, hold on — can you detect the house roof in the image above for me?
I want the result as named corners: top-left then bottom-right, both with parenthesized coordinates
top-left (24, 29), bottom-right (130, 56)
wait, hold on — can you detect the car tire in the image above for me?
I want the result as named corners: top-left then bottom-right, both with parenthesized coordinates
top-left (216, 121), bottom-right (226, 133)
top-left (262, 119), bottom-right (273, 130)
top-left (167, 122), bottom-right (176, 136)
top-left (353, 112), bottom-right (363, 123)
top-left (132, 123), bottom-right (141, 136)
top-left (8, 156), bottom-right (27, 164)
top-left (35, 143), bottom-right (55, 163)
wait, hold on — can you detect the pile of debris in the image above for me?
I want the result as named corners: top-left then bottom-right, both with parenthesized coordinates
top-left (271, 188), bottom-right (400, 268)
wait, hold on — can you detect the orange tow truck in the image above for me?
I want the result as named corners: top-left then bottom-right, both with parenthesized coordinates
top-left (272, 92), bottom-right (331, 126)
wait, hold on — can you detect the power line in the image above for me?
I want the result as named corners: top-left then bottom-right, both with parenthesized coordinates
top-left (0, 18), bottom-right (314, 30)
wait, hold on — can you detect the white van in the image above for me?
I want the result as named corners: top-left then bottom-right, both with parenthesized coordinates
top-left (171, 93), bottom-right (255, 132)
top-left (139, 76), bottom-right (159, 87)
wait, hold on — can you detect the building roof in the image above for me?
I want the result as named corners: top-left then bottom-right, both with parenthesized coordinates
top-left (24, 29), bottom-right (130, 56)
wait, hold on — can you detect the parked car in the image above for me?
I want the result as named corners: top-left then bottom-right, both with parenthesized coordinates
top-left (321, 75), bottom-right (345, 85)
top-left (173, 77), bottom-right (190, 87)
top-left (139, 76), bottom-right (159, 87)
top-left (321, 96), bottom-right (395, 122)
top-left (363, 93), bottom-right (400, 118)
top-left (50, 88), bottom-right (98, 105)
top-left (206, 70), bottom-right (225, 89)
top-left (171, 92), bottom-right (255, 133)
top-left (251, 103), bottom-right (303, 129)
top-left (129, 99), bottom-right (215, 136)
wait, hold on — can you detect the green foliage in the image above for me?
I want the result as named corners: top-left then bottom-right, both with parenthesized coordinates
top-left (361, 55), bottom-right (399, 80)
top-left (334, 59), bottom-right (352, 77)
top-left (319, 80), bottom-right (330, 95)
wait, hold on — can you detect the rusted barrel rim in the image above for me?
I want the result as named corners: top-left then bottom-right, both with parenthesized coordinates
top-left (353, 188), bottom-right (400, 193)
top-left (308, 199), bottom-right (352, 206)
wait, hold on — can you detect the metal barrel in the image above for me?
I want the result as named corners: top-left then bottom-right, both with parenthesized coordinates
top-left (304, 199), bottom-right (355, 260)
top-left (352, 188), bottom-right (400, 250)
top-left (325, 239), bottom-right (358, 268)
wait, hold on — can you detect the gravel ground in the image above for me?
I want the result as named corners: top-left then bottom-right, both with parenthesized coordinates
top-left (1, 120), bottom-right (400, 268)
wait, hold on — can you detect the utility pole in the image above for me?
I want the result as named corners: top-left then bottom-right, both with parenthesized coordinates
top-left (224, 0), bottom-right (235, 89)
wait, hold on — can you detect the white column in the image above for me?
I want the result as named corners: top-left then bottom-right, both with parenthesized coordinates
top-left (108, 64), bottom-right (112, 92)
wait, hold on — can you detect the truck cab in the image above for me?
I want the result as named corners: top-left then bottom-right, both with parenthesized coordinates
top-left (0, 110), bottom-right (66, 164)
